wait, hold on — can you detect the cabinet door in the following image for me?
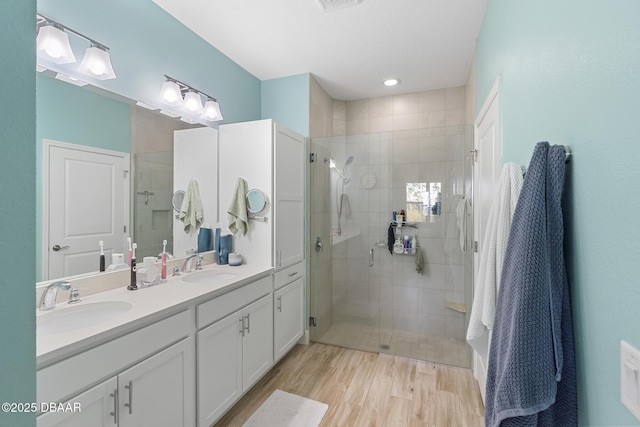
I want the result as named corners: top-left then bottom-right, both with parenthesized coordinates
top-left (242, 293), bottom-right (274, 391)
top-left (274, 123), bottom-right (305, 269)
top-left (37, 377), bottom-right (118, 427)
top-left (118, 337), bottom-right (195, 427)
top-left (197, 309), bottom-right (243, 427)
top-left (274, 277), bottom-right (305, 362)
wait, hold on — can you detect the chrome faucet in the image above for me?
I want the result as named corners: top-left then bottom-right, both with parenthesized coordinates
top-left (182, 254), bottom-right (203, 273)
top-left (40, 281), bottom-right (71, 311)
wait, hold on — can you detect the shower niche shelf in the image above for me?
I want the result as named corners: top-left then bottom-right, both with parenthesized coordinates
top-left (446, 303), bottom-right (467, 314)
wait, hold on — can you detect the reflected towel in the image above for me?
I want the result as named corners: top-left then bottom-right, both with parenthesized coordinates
top-left (415, 247), bottom-right (424, 274)
top-left (179, 180), bottom-right (203, 234)
top-left (228, 177), bottom-right (249, 236)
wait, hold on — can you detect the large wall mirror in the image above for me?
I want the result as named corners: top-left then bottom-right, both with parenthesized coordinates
top-left (37, 71), bottom-right (201, 282)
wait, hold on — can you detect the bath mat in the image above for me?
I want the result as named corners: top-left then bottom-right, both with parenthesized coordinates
top-left (242, 389), bottom-right (328, 427)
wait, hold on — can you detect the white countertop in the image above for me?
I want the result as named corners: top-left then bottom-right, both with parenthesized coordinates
top-left (36, 263), bottom-right (272, 367)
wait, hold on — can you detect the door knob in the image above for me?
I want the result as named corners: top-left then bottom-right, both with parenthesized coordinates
top-left (315, 237), bottom-right (323, 253)
top-left (52, 244), bottom-right (70, 251)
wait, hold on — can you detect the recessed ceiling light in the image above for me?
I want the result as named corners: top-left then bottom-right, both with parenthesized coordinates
top-left (384, 78), bottom-right (400, 87)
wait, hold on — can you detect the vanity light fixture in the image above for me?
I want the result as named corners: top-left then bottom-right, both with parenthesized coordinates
top-left (77, 45), bottom-right (116, 80)
top-left (157, 75), bottom-right (224, 122)
top-left (36, 24), bottom-right (76, 64)
top-left (36, 14), bottom-right (117, 80)
top-left (183, 91), bottom-right (204, 114)
top-left (202, 99), bottom-right (223, 121)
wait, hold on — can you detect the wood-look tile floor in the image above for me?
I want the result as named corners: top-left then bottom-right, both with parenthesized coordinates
top-left (215, 342), bottom-right (484, 427)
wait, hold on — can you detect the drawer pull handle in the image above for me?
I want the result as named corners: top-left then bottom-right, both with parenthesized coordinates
top-left (109, 389), bottom-right (118, 424)
top-left (244, 313), bottom-right (251, 334)
top-left (277, 296), bottom-right (282, 312)
top-left (288, 271), bottom-right (298, 277)
top-left (239, 318), bottom-right (245, 337)
top-left (124, 380), bottom-right (133, 414)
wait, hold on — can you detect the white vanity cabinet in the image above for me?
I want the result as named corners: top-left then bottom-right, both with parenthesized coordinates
top-left (273, 123), bottom-right (305, 270)
top-left (273, 262), bottom-right (305, 362)
top-left (196, 276), bottom-right (273, 426)
top-left (37, 312), bottom-right (195, 427)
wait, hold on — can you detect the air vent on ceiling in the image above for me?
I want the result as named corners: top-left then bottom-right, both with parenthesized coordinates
top-left (317, 0), bottom-right (362, 12)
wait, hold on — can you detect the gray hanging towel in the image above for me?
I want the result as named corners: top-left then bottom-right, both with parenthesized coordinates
top-left (485, 142), bottom-right (576, 426)
top-left (387, 223), bottom-right (394, 255)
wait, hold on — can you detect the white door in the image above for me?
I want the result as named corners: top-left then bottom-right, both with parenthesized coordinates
top-left (45, 140), bottom-right (129, 280)
top-left (118, 338), bottom-right (195, 427)
top-left (274, 123), bottom-right (305, 269)
top-left (37, 377), bottom-right (117, 427)
top-left (197, 310), bottom-right (244, 427)
top-left (472, 79), bottom-right (502, 400)
top-left (242, 293), bottom-right (273, 391)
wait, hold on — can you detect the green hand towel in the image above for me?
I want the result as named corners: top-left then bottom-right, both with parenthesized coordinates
top-left (179, 180), bottom-right (203, 234)
top-left (228, 177), bottom-right (249, 236)
top-left (415, 247), bottom-right (424, 275)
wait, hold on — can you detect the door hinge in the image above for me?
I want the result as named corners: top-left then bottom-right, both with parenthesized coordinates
top-left (473, 241), bottom-right (478, 253)
top-left (309, 316), bottom-right (317, 327)
top-left (309, 153), bottom-right (317, 163)
top-left (124, 225), bottom-right (127, 233)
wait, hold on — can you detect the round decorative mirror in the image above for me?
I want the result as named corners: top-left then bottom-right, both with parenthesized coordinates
top-left (246, 189), bottom-right (268, 214)
top-left (172, 190), bottom-right (185, 212)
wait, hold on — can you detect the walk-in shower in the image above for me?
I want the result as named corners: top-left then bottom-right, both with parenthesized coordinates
top-left (309, 126), bottom-right (473, 368)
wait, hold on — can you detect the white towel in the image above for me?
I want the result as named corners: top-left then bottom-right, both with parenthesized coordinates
top-left (466, 163), bottom-right (523, 366)
top-left (179, 180), bottom-right (203, 234)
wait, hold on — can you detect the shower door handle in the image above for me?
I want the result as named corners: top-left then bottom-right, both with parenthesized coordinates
top-left (369, 248), bottom-right (374, 267)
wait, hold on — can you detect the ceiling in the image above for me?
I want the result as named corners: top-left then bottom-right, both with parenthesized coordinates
top-left (152, 0), bottom-right (487, 101)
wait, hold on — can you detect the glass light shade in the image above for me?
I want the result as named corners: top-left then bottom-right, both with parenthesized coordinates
top-left (36, 25), bottom-right (76, 64)
top-left (183, 91), bottom-right (204, 114)
top-left (78, 46), bottom-right (116, 80)
top-left (158, 81), bottom-right (183, 107)
top-left (202, 100), bottom-right (223, 121)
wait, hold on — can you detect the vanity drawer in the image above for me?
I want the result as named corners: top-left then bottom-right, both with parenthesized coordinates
top-left (274, 262), bottom-right (304, 290)
top-left (37, 310), bottom-right (190, 405)
top-left (197, 275), bottom-right (272, 329)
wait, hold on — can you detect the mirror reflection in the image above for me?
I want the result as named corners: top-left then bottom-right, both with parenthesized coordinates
top-left (37, 71), bottom-right (201, 282)
top-left (246, 189), bottom-right (268, 214)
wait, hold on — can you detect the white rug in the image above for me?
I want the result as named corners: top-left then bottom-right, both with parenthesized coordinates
top-left (242, 390), bottom-right (328, 427)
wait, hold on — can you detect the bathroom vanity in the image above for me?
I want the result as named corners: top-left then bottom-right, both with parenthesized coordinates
top-left (36, 262), bottom-right (305, 427)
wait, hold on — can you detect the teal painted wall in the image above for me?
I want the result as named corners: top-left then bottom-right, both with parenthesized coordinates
top-left (0, 0), bottom-right (36, 426)
top-left (262, 73), bottom-right (310, 137)
top-left (36, 74), bottom-right (131, 281)
top-left (476, 1), bottom-right (640, 425)
top-left (38, 0), bottom-right (261, 125)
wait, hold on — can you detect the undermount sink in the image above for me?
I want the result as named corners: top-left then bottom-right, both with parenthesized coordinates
top-left (37, 301), bottom-right (133, 337)
top-left (182, 270), bottom-right (238, 284)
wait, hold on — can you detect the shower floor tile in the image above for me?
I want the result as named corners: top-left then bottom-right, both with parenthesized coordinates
top-left (315, 321), bottom-right (471, 368)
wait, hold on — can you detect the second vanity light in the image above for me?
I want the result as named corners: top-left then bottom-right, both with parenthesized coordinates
top-left (158, 75), bottom-right (224, 123)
